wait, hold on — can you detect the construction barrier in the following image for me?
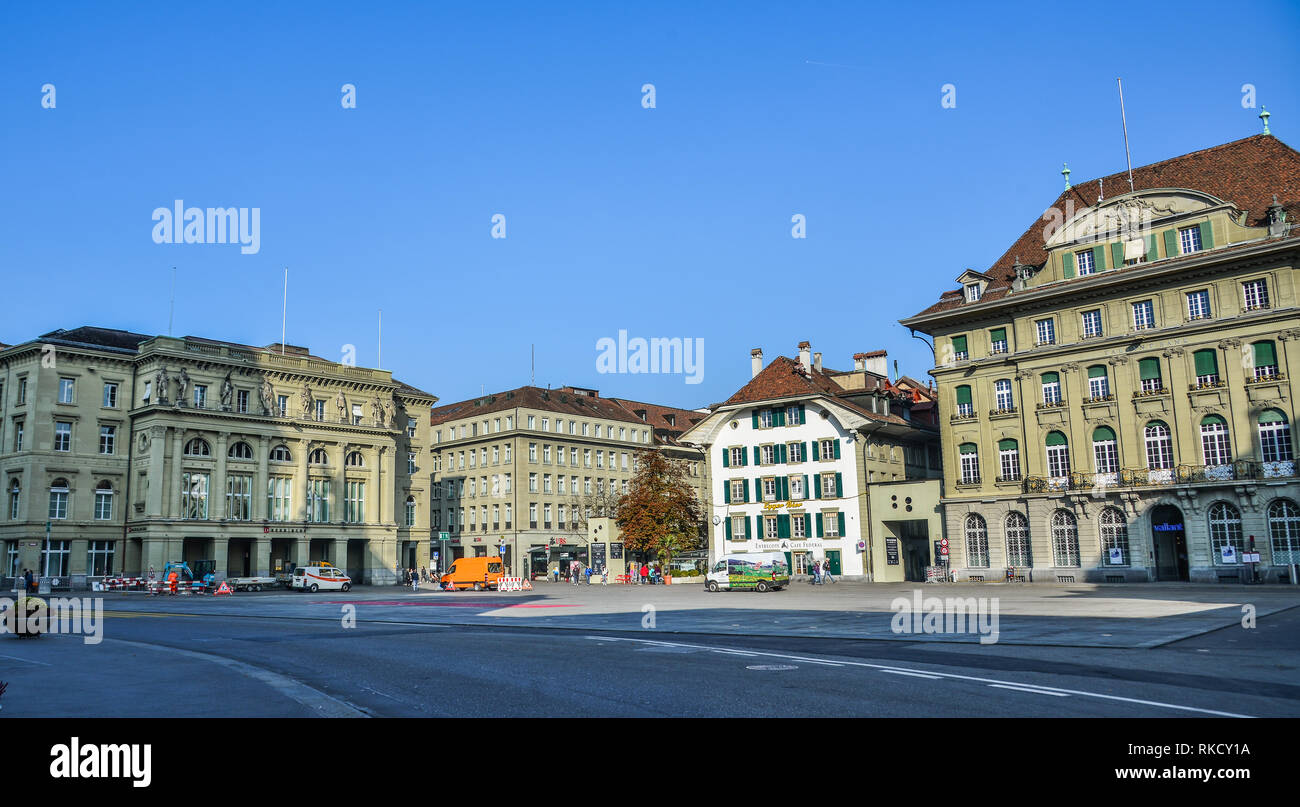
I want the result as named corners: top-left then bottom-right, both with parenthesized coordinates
top-left (497, 577), bottom-right (524, 592)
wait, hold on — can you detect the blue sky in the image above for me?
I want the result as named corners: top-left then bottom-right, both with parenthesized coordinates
top-left (2, 1), bottom-right (1297, 409)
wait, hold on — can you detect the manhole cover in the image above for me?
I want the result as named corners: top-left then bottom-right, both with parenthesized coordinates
top-left (746, 664), bottom-right (798, 671)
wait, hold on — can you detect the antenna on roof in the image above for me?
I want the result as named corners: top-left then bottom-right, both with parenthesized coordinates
top-left (1118, 78), bottom-right (1135, 193)
top-left (168, 267), bottom-right (176, 336)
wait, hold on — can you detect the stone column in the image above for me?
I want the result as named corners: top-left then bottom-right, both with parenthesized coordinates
top-left (333, 537), bottom-right (348, 572)
top-left (254, 536), bottom-right (271, 577)
top-left (169, 428), bottom-right (185, 518)
top-left (1164, 348), bottom-right (1196, 464)
top-left (295, 535), bottom-right (309, 567)
top-left (212, 433), bottom-right (229, 520)
top-left (145, 426), bottom-right (167, 517)
top-left (379, 446), bottom-right (390, 525)
top-left (254, 435), bottom-right (270, 520)
top-left (333, 443), bottom-right (348, 524)
top-left (296, 439), bottom-right (310, 521)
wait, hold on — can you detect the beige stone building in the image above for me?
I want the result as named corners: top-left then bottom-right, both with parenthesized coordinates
top-left (429, 385), bottom-right (706, 579)
top-left (901, 133), bottom-right (1300, 583)
top-left (0, 327), bottom-right (436, 588)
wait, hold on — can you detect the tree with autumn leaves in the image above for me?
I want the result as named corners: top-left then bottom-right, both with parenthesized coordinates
top-left (616, 448), bottom-right (702, 573)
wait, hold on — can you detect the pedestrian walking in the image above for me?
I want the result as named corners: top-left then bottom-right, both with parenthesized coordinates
top-left (23, 568), bottom-right (35, 594)
top-left (640, 563), bottom-right (649, 584)
top-left (585, 565), bottom-right (592, 585)
top-left (823, 561), bottom-right (837, 584)
top-left (411, 569), bottom-right (420, 592)
top-left (420, 565), bottom-right (427, 584)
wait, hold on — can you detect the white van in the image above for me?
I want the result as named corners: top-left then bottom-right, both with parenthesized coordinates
top-left (292, 565), bottom-right (352, 593)
top-left (705, 552), bottom-right (791, 592)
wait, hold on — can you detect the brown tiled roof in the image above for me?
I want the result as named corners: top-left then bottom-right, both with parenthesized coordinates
top-left (855, 350), bottom-right (887, 359)
top-left (722, 356), bottom-right (915, 426)
top-left (430, 385), bottom-right (646, 427)
top-left (907, 134), bottom-right (1300, 319)
top-left (606, 398), bottom-right (708, 447)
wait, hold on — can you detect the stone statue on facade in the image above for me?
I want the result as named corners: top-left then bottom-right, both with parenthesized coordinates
top-left (260, 377), bottom-right (275, 416)
top-left (383, 398), bottom-right (395, 429)
top-left (300, 384), bottom-right (313, 418)
top-left (220, 372), bottom-right (234, 410)
top-left (335, 390), bottom-right (347, 422)
top-left (155, 367), bottom-right (169, 403)
top-left (371, 396), bottom-right (382, 426)
top-left (177, 368), bottom-right (190, 406)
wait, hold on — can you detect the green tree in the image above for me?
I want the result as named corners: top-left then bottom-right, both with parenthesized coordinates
top-left (617, 449), bottom-right (702, 573)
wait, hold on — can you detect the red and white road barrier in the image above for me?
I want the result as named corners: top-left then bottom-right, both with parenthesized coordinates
top-left (497, 577), bottom-right (527, 592)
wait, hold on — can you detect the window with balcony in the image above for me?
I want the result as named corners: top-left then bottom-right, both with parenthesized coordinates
top-left (1041, 372), bottom-right (1061, 405)
top-left (1138, 357), bottom-right (1163, 394)
top-left (993, 379), bottom-right (1014, 412)
top-left (958, 444), bottom-right (979, 484)
top-left (1192, 349), bottom-right (1220, 387)
top-left (1251, 341), bottom-right (1278, 381)
top-left (1200, 416), bottom-right (1232, 467)
top-left (1131, 300), bottom-right (1156, 331)
top-left (1086, 366), bottom-right (1110, 400)
top-left (1081, 309), bottom-right (1104, 338)
top-left (989, 327), bottom-right (1008, 354)
top-left (1242, 279), bottom-right (1270, 311)
top-left (1035, 319), bottom-right (1055, 346)
top-left (1186, 289), bottom-right (1212, 320)
top-left (998, 439), bottom-right (1020, 481)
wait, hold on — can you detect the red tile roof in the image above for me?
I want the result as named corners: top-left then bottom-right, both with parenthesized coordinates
top-left (722, 355), bottom-right (922, 427)
top-left (606, 398), bottom-right (708, 447)
top-left (907, 134), bottom-right (1300, 319)
top-left (430, 385), bottom-right (647, 427)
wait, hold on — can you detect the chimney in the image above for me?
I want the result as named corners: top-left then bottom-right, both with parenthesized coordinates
top-left (864, 350), bottom-right (888, 377)
top-left (853, 353), bottom-right (866, 371)
top-left (750, 348), bottom-right (764, 379)
top-left (798, 341), bottom-right (811, 374)
top-left (813, 352), bottom-right (822, 372)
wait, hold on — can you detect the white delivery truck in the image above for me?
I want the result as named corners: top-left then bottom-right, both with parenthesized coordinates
top-left (704, 552), bottom-right (791, 592)
top-left (291, 565), bottom-right (352, 593)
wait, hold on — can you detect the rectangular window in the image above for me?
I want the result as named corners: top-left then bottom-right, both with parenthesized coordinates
top-left (49, 486), bottom-right (69, 520)
top-left (1047, 445), bottom-right (1070, 478)
top-left (994, 380), bottom-right (1014, 411)
top-left (1094, 440), bottom-right (1119, 475)
top-left (761, 445), bottom-right (775, 465)
top-left (314, 399), bottom-right (325, 421)
top-left (1242, 279), bottom-right (1270, 311)
top-left (94, 488), bottom-right (113, 520)
top-left (13, 421), bottom-right (23, 452)
top-left (964, 283), bottom-right (982, 302)
top-left (59, 378), bottom-right (75, 404)
top-left (17, 378), bottom-right (27, 404)
top-left (54, 421), bottom-right (72, 452)
top-left (789, 475), bottom-right (805, 500)
top-left (1186, 289), bottom-right (1211, 320)
top-left (181, 472), bottom-right (210, 519)
top-left (1076, 249), bottom-right (1095, 275)
top-left (1081, 309), bottom-right (1104, 338)
top-left (1132, 300), bottom-right (1155, 330)
top-left (306, 479), bottom-right (330, 522)
top-left (99, 425), bottom-right (116, 455)
top-left (788, 442), bottom-right (804, 463)
top-left (1088, 374), bottom-right (1110, 400)
top-left (87, 541), bottom-right (116, 576)
top-left (1035, 319), bottom-right (1055, 345)
top-left (960, 452), bottom-right (979, 484)
top-left (103, 383), bottom-right (118, 408)
top-left (762, 478), bottom-right (776, 502)
top-left (1179, 225), bottom-right (1202, 254)
top-left (345, 481), bottom-right (366, 523)
top-left (820, 473), bottom-right (837, 498)
top-left (999, 449), bottom-right (1020, 481)
top-left (277, 395), bottom-right (288, 416)
top-left (267, 477), bottom-right (292, 521)
top-left (730, 515), bottom-right (747, 541)
top-left (823, 513), bottom-right (841, 538)
top-left (237, 390), bottom-right (249, 413)
top-left (759, 409), bottom-right (773, 428)
top-left (195, 385), bottom-right (208, 408)
top-left (990, 327), bottom-right (1008, 354)
top-left (227, 475), bottom-right (252, 521)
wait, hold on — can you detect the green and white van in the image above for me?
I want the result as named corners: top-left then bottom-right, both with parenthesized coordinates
top-left (705, 552), bottom-right (790, 592)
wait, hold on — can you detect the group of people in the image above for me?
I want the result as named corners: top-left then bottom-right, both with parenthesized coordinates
top-left (630, 563), bottom-right (664, 584)
top-left (402, 566), bottom-right (437, 591)
top-left (809, 558), bottom-right (837, 585)
top-left (554, 561), bottom-right (608, 585)
top-left (20, 568), bottom-right (37, 594)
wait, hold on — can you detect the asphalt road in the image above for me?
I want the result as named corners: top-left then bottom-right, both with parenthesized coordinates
top-left (2, 602), bottom-right (1296, 717)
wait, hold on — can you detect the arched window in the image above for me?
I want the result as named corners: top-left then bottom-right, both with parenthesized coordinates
top-left (1051, 510), bottom-right (1079, 567)
top-left (94, 480), bottom-right (114, 521)
top-left (1200, 415), bottom-right (1232, 468)
top-left (1268, 499), bottom-right (1300, 565)
top-left (184, 438), bottom-right (211, 457)
top-left (1086, 365), bottom-right (1110, 399)
top-left (1092, 426), bottom-right (1118, 476)
top-left (957, 443), bottom-right (979, 484)
top-left (1144, 421), bottom-right (1174, 472)
top-left (997, 439), bottom-right (1020, 482)
top-left (1208, 502), bottom-right (1243, 565)
top-left (955, 385), bottom-right (973, 417)
top-left (308, 448), bottom-right (329, 465)
top-left (1099, 507), bottom-right (1129, 566)
top-left (1251, 340), bottom-right (1278, 380)
top-left (49, 478), bottom-right (70, 521)
top-left (1046, 431), bottom-right (1070, 481)
top-left (1004, 511), bottom-right (1031, 567)
top-left (228, 441), bottom-right (253, 460)
top-left (1258, 410), bottom-right (1293, 473)
top-left (269, 445), bottom-right (292, 462)
top-left (993, 379), bottom-right (1014, 411)
top-left (9, 480), bottom-right (20, 520)
top-left (405, 496), bottom-right (416, 528)
top-left (346, 451), bottom-right (365, 468)
top-left (964, 513), bottom-right (989, 568)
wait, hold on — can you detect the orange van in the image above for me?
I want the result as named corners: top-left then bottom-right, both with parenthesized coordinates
top-left (441, 556), bottom-right (505, 591)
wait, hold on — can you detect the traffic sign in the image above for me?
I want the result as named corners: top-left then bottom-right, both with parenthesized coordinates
top-left (438, 532), bottom-right (449, 541)
top-left (939, 537), bottom-right (949, 548)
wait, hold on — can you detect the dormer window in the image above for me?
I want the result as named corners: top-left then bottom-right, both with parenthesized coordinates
top-left (1076, 249), bottom-right (1095, 276)
top-left (1179, 225), bottom-right (1202, 254)
top-left (964, 283), bottom-right (982, 302)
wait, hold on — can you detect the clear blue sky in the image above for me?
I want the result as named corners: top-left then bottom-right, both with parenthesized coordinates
top-left (2, 1), bottom-right (1297, 409)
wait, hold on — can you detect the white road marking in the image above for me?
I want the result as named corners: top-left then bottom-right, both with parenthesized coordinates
top-left (711, 649), bottom-right (758, 657)
top-left (989, 684), bottom-right (1070, 697)
top-left (880, 669), bottom-right (942, 680)
top-left (583, 635), bottom-right (1254, 718)
top-left (0, 652), bottom-right (52, 666)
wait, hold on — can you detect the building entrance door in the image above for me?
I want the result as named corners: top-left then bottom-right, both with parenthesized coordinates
top-left (825, 550), bottom-right (842, 575)
top-left (1150, 505), bottom-right (1189, 581)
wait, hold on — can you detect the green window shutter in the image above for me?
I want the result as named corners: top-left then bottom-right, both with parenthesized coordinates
top-left (725, 518), bottom-right (732, 540)
top-left (835, 472), bottom-right (843, 497)
top-left (723, 482), bottom-right (731, 504)
top-left (778, 513), bottom-right (790, 539)
top-left (742, 480), bottom-right (750, 503)
top-left (778, 476), bottom-right (788, 500)
top-left (990, 327), bottom-right (1007, 343)
top-left (753, 446), bottom-right (761, 465)
top-left (784, 551), bottom-right (792, 571)
top-left (815, 513), bottom-right (824, 538)
top-left (1201, 414), bottom-right (1227, 427)
top-left (741, 447), bottom-right (748, 466)
top-left (997, 438), bottom-right (1018, 451)
top-left (798, 404), bottom-right (806, 424)
top-left (1146, 234), bottom-right (1158, 263)
top-left (1110, 242), bottom-right (1125, 269)
top-left (1259, 409), bottom-right (1286, 425)
top-left (802, 441), bottom-right (809, 460)
top-left (1139, 357), bottom-right (1161, 380)
top-left (1088, 365), bottom-right (1106, 379)
top-left (956, 385), bottom-right (973, 405)
top-left (779, 443), bottom-right (788, 464)
top-left (1253, 341), bottom-right (1277, 367)
top-left (1092, 425), bottom-right (1116, 442)
top-left (1062, 251), bottom-right (1075, 279)
top-left (1194, 349), bottom-right (1218, 377)
top-left (1199, 221), bottom-right (1215, 250)
top-left (1045, 431), bottom-right (1068, 447)
top-left (803, 514), bottom-right (812, 537)
top-left (1093, 245), bottom-right (1106, 272)
top-left (959, 442), bottom-right (978, 455)
top-left (812, 441), bottom-right (820, 461)
top-left (837, 513), bottom-right (846, 536)
top-left (803, 474), bottom-right (810, 496)
top-left (775, 408), bottom-right (785, 427)
top-left (722, 449), bottom-right (730, 468)
top-left (833, 440), bottom-right (841, 460)
top-left (814, 474), bottom-right (823, 499)
top-left (752, 411), bottom-right (760, 429)
top-left (1041, 371), bottom-right (1059, 385)
top-left (952, 335), bottom-right (968, 354)
top-left (1163, 229), bottom-right (1178, 257)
